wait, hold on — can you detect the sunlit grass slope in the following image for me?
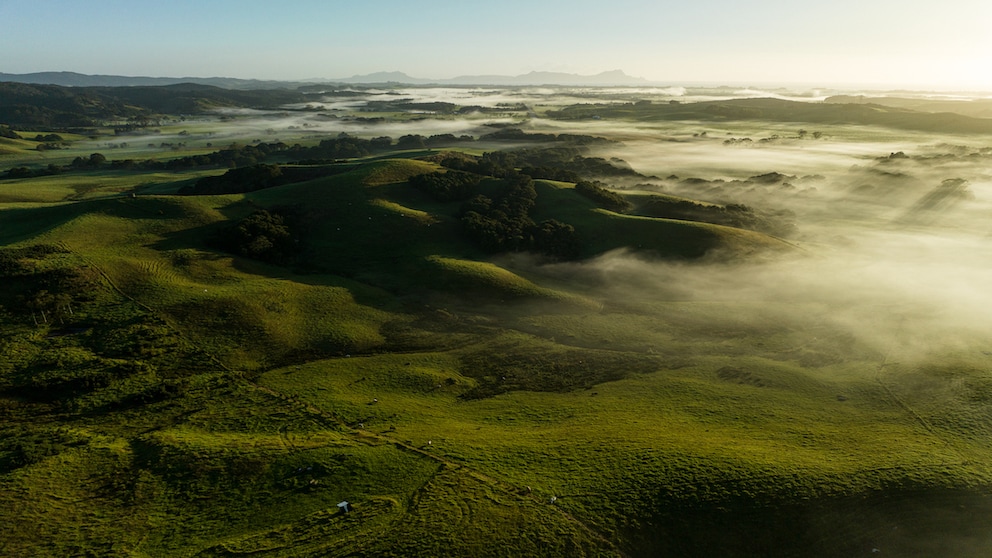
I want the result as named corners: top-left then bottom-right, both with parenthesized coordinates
top-left (0, 161), bottom-right (598, 371)
top-left (0, 136), bottom-right (39, 156)
top-left (259, 334), bottom-right (992, 556)
top-left (19, 198), bottom-right (402, 370)
top-left (0, 169), bottom-right (217, 204)
top-left (3, 155), bottom-right (992, 557)
top-left (532, 179), bottom-right (791, 258)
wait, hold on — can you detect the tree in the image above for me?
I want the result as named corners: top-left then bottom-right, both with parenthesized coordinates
top-left (71, 153), bottom-right (107, 168)
top-left (532, 219), bottom-right (580, 260)
top-left (425, 134), bottom-right (457, 147)
top-left (370, 136), bottom-right (393, 150)
top-left (409, 170), bottom-right (481, 202)
top-left (5, 167), bottom-right (33, 179)
top-left (211, 208), bottom-right (304, 265)
top-left (397, 134), bottom-right (426, 149)
top-left (574, 181), bottom-right (632, 213)
top-left (458, 176), bottom-right (545, 254)
top-left (0, 125), bottom-right (22, 139)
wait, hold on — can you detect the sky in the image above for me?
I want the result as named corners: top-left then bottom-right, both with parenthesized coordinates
top-left (2, 0), bottom-right (991, 90)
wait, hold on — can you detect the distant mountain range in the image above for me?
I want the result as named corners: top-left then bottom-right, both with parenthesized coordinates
top-left (0, 70), bottom-right (650, 89)
top-left (329, 69), bottom-right (649, 86)
top-left (0, 72), bottom-right (304, 90)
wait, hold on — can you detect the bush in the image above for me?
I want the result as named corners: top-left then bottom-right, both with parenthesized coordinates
top-left (0, 125), bottom-right (21, 139)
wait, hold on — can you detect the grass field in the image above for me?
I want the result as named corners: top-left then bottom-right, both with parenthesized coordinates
top-left (3, 90), bottom-right (992, 556)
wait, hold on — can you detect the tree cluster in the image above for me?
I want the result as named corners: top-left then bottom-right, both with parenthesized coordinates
top-left (33, 133), bottom-right (64, 142)
top-left (531, 219), bottom-right (580, 261)
top-left (518, 166), bottom-right (582, 183)
top-left (460, 175), bottom-right (538, 252)
top-left (179, 163), bottom-right (351, 196)
top-left (408, 170), bottom-right (482, 202)
top-left (70, 153), bottom-right (107, 168)
top-left (438, 151), bottom-right (517, 178)
top-left (574, 181), bottom-right (633, 213)
top-left (413, 156), bottom-right (580, 258)
top-left (636, 196), bottom-right (795, 236)
top-left (162, 141), bottom-right (290, 169)
top-left (459, 175), bottom-right (579, 260)
top-left (478, 127), bottom-right (613, 147)
top-left (209, 207), bottom-right (305, 265)
top-left (181, 164), bottom-right (284, 195)
top-left (363, 100), bottom-right (460, 114)
top-left (444, 145), bottom-right (645, 181)
top-left (394, 133), bottom-right (475, 149)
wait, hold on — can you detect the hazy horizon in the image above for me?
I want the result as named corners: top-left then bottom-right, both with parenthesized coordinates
top-left (9, 69), bottom-right (992, 95)
top-left (2, 0), bottom-right (991, 91)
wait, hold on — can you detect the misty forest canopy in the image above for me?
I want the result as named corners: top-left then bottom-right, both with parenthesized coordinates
top-left (4, 79), bottom-right (992, 557)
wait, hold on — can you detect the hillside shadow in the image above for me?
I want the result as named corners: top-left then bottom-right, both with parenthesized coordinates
top-left (0, 195), bottom-right (190, 244)
top-left (630, 487), bottom-right (992, 558)
top-left (0, 203), bottom-right (89, 244)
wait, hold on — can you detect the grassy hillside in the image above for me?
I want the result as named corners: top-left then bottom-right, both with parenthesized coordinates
top-left (3, 149), bottom-right (992, 557)
top-left (531, 180), bottom-right (790, 258)
top-left (0, 136), bottom-right (41, 156)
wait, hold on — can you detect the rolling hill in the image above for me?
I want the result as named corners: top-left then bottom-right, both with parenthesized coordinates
top-left (4, 93), bottom-right (992, 557)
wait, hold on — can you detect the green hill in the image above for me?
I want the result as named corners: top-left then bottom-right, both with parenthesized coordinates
top-left (531, 180), bottom-right (790, 258)
top-left (0, 158), bottom-right (783, 369)
top-left (3, 153), bottom-right (992, 557)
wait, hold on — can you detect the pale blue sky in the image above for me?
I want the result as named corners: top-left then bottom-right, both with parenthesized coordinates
top-left (2, 0), bottom-right (990, 88)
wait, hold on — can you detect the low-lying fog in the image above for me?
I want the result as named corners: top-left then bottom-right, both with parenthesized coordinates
top-left (521, 111), bottom-right (992, 364)
top-left (348, 85), bottom-right (992, 366)
top-left (124, 84), bottom-right (992, 364)
top-left (94, 84), bottom-right (992, 165)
